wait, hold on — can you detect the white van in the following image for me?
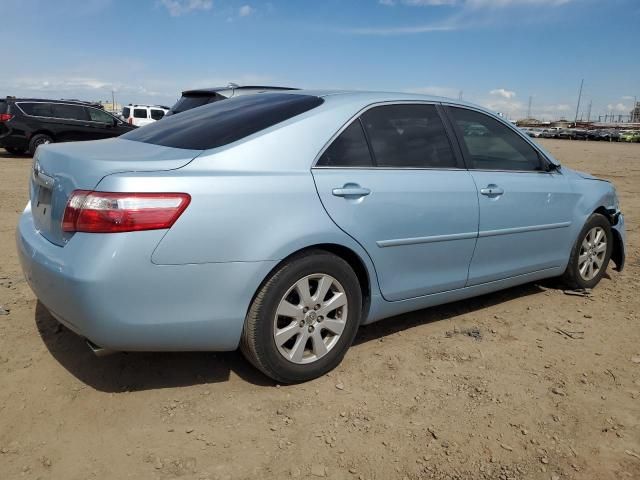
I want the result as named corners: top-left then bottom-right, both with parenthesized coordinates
top-left (122, 105), bottom-right (169, 127)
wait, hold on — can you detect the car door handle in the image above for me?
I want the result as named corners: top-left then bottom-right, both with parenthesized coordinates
top-left (332, 186), bottom-right (371, 198)
top-left (480, 185), bottom-right (504, 196)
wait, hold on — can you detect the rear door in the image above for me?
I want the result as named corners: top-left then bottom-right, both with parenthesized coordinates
top-left (312, 103), bottom-right (479, 301)
top-left (445, 106), bottom-right (577, 285)
top-left (49, 103), bottom-right (93, 141)
top-left (133, 108), bottom-right (150, 126)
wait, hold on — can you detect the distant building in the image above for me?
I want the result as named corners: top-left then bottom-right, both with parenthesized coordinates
top-left (631, 102), bottom-right (640, 123)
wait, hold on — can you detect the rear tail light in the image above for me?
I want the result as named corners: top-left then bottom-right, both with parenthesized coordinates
top-left (62, 191), bottom-right (191, 233)
top-left (128, 117), bottom-right (133, 125)
top-left (0, 113), bottom-right (13, 122)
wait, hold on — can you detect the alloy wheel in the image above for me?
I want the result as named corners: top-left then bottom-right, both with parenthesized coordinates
top-left (273, 273), bottom-right (348, 364)
top-left (578, 226), bottom-right (607, 281)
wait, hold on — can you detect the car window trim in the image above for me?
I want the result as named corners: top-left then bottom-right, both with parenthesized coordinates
top-left (441, 103), bottom-right (557, 173)
top-left (311, 100), bottom-right (466, 171)
top-left (15, 101), bottom-right (96, 122)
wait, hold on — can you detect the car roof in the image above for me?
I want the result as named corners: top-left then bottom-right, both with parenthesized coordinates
top-left (273, 89), bottom-right (494, 115)
top-left (5, 97), bottom-right (102, 107)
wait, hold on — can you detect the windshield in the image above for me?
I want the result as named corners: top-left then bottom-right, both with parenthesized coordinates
top-left (122, 93), bottom-right (324, 150)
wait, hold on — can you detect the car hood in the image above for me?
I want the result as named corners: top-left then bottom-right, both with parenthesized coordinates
top-left (561, 166), bottom-right (610, 183)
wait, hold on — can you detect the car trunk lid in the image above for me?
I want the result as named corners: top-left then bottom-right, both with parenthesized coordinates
top-left (30, 138), bottom-right (202, 246)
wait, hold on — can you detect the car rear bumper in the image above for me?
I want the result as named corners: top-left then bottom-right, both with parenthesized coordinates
top-left (17, 203), bottom-right (276, 352)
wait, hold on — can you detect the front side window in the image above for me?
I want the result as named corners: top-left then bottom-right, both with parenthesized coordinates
top-left (88, 107), bottom-right (115, 123)
top-left (19, 102), bottom-right (53, 117)
top-left (150, 109), bottom-right (165, 120)
top-left (448, 107), bottom-right (543, 171)
top-left (133, 109), bottom-right (148, 119)
top-left (316, 120), bottom-right (373, 167)
top-left (360, 104), bottom-right (457, 169)
top-left (51, 104), bottom-right (89, 121)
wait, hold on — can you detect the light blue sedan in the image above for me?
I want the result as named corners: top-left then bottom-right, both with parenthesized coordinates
top-left (17, 91), bottom-right (625, 383)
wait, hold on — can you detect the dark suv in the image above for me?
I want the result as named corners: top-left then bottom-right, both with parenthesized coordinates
top-left (0, 97), bottom-right (135, 156)
top-left (165, 84), bottom-right (298, 116)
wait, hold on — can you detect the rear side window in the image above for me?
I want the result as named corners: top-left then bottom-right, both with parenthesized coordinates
top-left (123, 94), bottom-right (324, 150)
top-left (361, 104), bottom-right (457, 168)
top-left (448, 107), bottom-right (542, 171)
top-left (317, 120), bottom-right (373, 167)
top-left (0, 101), bottom-right (6, 114)
top-left (133, 109), bottom-right (147, 119)
top-left (51, 104), bottom-right (89, 121)
top-left (19, 102), bottom-right (53, 117)
top-left (150, 109), bottom-right (165, 120)
top-left (122, 107), bottom-right (131, 118)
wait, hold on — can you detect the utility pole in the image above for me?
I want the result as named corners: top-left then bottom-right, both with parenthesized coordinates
top-left (527, 96), bottom-right (532, 119)
top-left (111, 90), bottom-right (116, 113)
top-left (586, 100), bottom-right (592, 123)
top-left (574, 78), bottom-right (584, 124)
top-left (458, 90), bottom-right (463, 100)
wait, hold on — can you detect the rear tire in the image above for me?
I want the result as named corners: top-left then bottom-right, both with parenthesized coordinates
top-left (28, 134), bottom-right (53, 156)
top-left (561, 213), bottom-right (612, 290)
top-left (240, 250), bottom-right (362, 383)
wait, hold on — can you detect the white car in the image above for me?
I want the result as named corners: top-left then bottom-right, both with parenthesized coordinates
top-left (122, 105), bottom-right (169, 127)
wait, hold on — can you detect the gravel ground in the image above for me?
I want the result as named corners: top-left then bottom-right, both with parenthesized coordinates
top-left (0, 139), bottom-right (639, 480)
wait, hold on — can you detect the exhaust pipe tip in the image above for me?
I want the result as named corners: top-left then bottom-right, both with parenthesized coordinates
top-left (86, 339), bottom-right (116, 357)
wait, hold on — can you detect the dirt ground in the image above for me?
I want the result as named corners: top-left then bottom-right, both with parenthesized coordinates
top-left (0, 139), bottom-right (639, 480)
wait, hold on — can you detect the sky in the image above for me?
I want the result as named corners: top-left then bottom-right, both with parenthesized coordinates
top-left (1, 0), bottom-right (638, 121)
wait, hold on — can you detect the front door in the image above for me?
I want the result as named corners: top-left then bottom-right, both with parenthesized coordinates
top-left (312, 103), bottom-right (479, 301)
top-left (445, 106), bottom-right (578, 285)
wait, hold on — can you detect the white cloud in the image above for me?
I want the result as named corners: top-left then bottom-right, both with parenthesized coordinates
top-left (607, 103), bottom-right (629, 112)
top-left (490, 88), bottom-right (516, 99)
top-left (239, 5), bottom-right (255, 16)
top-left (160, 0), bottom-right (212, 17)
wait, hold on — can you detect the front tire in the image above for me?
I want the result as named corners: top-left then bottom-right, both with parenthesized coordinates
top-left (28, 134), bottom-right (53, 156)
top-left (240, 250), bottom-right (362, 383)
top-left (562, 213), bottom-right (612, 290)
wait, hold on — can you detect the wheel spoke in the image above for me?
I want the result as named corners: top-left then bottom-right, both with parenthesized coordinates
top-left (289, 331), bottom-right (309, 362)
top-left (581, 238), bottom-right (590, 251)
top-left (274, 323), bottom-right (300, 346)
top-left (593, 228), bottom-right (603, 245)
top-left (587, 261), bottom-right (594, 279)
top-left (579, 260), bottom-right (589, 277)
top-left (311, 331), bottom-right (328, 357)
top-left (277, 300), bottom-right (303, 320)
top-left (578, 253), bottom-right (589, 265)
top-left (321, 318), bottom-right (345, 336)
top-left (314, 275), bottom-right (332, 303)
top-left (318, 292), bottom-right (347, 317)
top-left (295, 278), bottom-right (313, 306)
top-left (595, 242), bottom-right (607, 253)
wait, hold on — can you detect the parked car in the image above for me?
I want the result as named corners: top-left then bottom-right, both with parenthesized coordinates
top-left (165, 84), bottom-right (298, 116)
top-left (0, 97), bottom-right (135, 156)
top-left (620, 130), bottom-right (640, 143)
top-left (17, 91), bottom-right (625, 383)
top-left (122, 104), bottom-right (170, 127)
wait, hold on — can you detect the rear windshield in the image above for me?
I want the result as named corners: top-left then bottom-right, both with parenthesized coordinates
top-left (122, 93), bottom-right (324, 150)
top-left (170, 93), bottom-right (222, 114)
